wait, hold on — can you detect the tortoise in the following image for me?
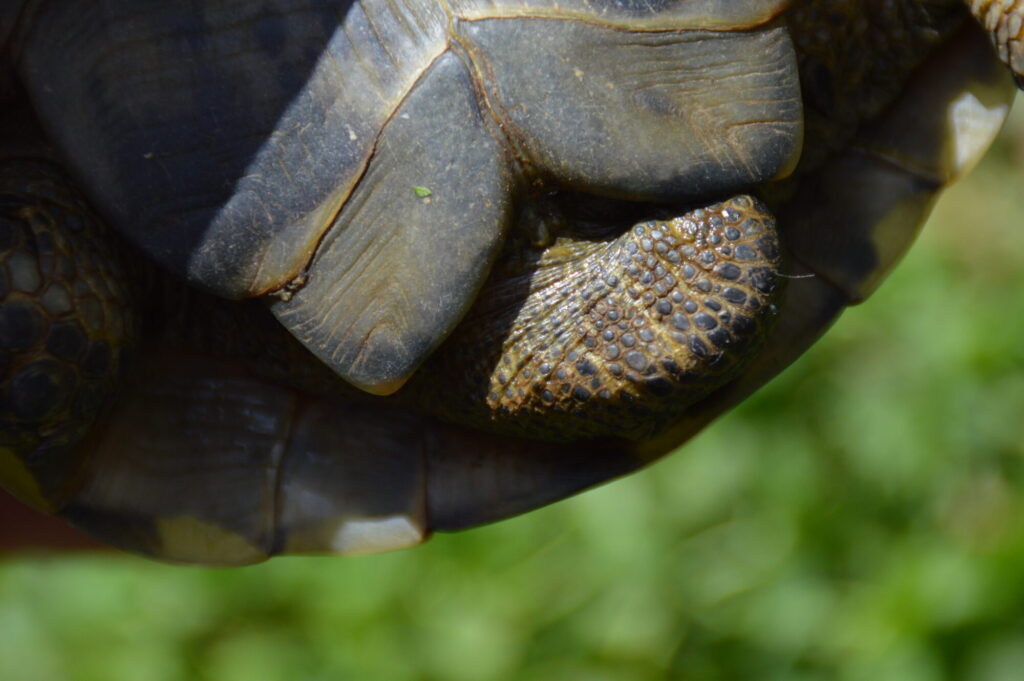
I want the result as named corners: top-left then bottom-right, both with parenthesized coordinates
top-left (0, 0), bottom-right (1020, 564)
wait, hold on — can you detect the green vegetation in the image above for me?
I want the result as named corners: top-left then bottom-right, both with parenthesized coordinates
top-left (3, 104), bottom-right (1024, 681)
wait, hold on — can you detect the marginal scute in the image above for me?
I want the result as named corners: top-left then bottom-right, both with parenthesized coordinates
top-left (276, 401), bottom-right (428, 555)
top-left (64, 360), bottom-right (293, 563)
top-left (784, 0), bottom-right (966, 172)
top-left (154, 516), bottom-right (265, 566)
top-left (784, 23), bottom-right (1013, 303)
top-left (0, 446), bottom-right (49, 512)
top-left (50, 342), bottom-right (433, 562)
top-left (781, 155), bottom-right (938, 303)
top-left (324, 516), bottom-right (425, 555)
top-left (856, 22), bottom-right (1015, 183)
top-left (425, 424), bottom-right (647, 531)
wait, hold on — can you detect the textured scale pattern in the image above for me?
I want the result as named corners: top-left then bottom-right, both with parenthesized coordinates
top-left (969, 0), bottom-right (1024, 80)
top-left (783, 0), bottom-right (965, 174)
top-left (417, 195), bottom-right (782, 441)
top-left (0, 160), bottom-right (136, 510)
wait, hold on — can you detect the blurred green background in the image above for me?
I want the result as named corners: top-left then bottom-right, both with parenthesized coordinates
top-left (3, 100), bottom-right (1024, 681)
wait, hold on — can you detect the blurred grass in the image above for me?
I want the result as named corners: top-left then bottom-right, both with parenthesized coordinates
top-left (3, 100), bottom-right (1024, 681)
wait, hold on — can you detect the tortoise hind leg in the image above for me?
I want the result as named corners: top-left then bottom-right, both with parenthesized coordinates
top-left (0, 108), bottom-right (137, 513)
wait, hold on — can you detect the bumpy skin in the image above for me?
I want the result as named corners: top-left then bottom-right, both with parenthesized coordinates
top-left (415, 196), bottom-right (782, 441)
top-left (970, 0), bottom-right (1024, 81)
top-left (0, 149), bottom-right (137, 513)
top-left (0, 0), bottom-right (1020, 563)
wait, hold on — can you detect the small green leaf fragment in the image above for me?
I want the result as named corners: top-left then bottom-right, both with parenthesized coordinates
top-left (413, 186), bottom-right (432, 198)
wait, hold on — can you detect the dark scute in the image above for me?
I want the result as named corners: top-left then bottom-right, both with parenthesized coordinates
top-left (707, 327), bottom-right (732, 348)
top-left (62, 504), bottom-right (160, 559)
top-left (46, 320), bottom-right (88, 361)
top-left (256, 12), bottom-right (288, 57)
top-left (722, 287), bottom-right (747, 304)
top-left (751, 269), bottom-right (776, 294)
top-left (625, 351), bottom-right (647, 372)
top-left (8, 360), bottom-right (74, 421)
top-left (661, 358), bottom-right (681, 376)
top-left (800, 56), bottom-right (835, 115)
top-left (645, 376), bottom-right (673, 397)
top-left (0, 302), bottom-right (44, 352)
top-left (74, 380), bottom-right (109, 422)
top-left (735, 244), bottom-right (759, 261)
top-left (716, 263), bottom-right (741, 280)
top-left (21, 1), bottom-right (361, 296)
top-left (32, 229), bottom-right (55, 263)
top-left (756, 236), bottom-right (780, 260)
top-left (690, 335), bottom-right (708, 358)
top-left (694, 313), bottom-right (718, 330)
top-left (81, 341), bottom-right (111, 378)
top-left (426, 438), bottom-right (647, 533)
top-left (732, 314), bottom-right (754, 334)
top-left (0, 215), bottom-right (17, 250)
top-left (571, 385), bottom-right (591, 402)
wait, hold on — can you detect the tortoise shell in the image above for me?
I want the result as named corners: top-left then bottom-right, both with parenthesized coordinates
top-left (0, 0), bottom-right (1018, 563)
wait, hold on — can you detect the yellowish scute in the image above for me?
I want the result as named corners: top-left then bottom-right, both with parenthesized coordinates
top-left (155, 516), bottom-right (266, 565)
top-left (0, 447), bottom-right (52, 512)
